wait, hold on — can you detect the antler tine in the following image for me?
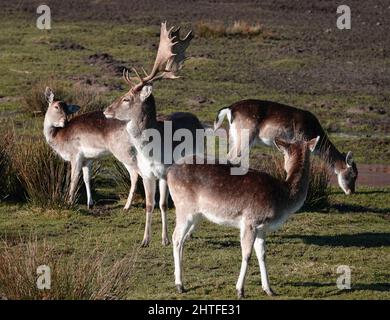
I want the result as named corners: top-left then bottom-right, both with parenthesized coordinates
top-left (163, 29), bottom-right (194, 75)
top-left (141, 67), bottom-right (148, 77)
top-left (138, 22), bottom-right (178, 84)
top-left (171, 26), bottom-right (181, 41)
top-left (129, 22), bottom-right (193, 92)
top-left (122, 68), bottom-right (133, 85)
top-left (132, 67), bottom-right (143, 82)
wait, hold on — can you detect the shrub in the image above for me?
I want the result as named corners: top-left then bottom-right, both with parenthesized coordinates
top-left (22, 79), bottom-right (68, 116)
top-left (196, 20), bottom-right (271, 38)
top-left (0, 237), bottom-right (136, 300)
top-left (0, 129), bottom-right (25, 201)
top-left (11, 136), bottom-right (99, 209)
top-left (68, 84), bottom-right (106, 114)
top-left (228, 21), bottom-right (262, 36)
top-left (22, 80), bottom-right (105, 117)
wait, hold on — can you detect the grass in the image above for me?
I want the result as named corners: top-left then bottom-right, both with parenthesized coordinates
top-left (0, 186), bottom-right (388, 300)
top-left (0, 12), bottom-right (388, 300)
top-left (251, 152), bottom-right (331, 211)
top-left (0, 130), bottom-right (24, 201)
top-left (6, 133), bottom-right (101, 209)
top-left (0, 16), bottom-right (388, 163)
top-left (0, 236), bottom-right (137, 299)
top-left (10, 136), bottom-right (77, 208)
top-left (22, 79), bottom-right (107, 116)
top-left (197, 21), bottom-right (262, 37)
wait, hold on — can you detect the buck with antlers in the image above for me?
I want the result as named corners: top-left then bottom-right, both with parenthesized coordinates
top-left (43, 87), bottom-right (139, 210)
top-left (214, 100), bottom-right (358, 194)
top-left (167, 136), bottom-right (320, 297)
top-left (104, 22), bottom-right (203, 247)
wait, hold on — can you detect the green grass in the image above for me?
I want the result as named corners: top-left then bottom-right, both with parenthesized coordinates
top-left (1, 187), bottom-right (389, 300)
top-left (0, 16), bottom-right (389, 164)
top-left (0, 14), bottom-right (389, 300)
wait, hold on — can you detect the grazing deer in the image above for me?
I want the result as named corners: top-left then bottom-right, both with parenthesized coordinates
top-left (167, 136), bottom-right (320, 298)
top-left (43, 87), bottom-right (139, 210)
top-left (214, 100), bottom-right (358, 194)
top-left (104, 22), bottom-right (203, 247)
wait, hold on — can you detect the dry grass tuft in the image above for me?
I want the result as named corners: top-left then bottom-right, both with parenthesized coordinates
top-left (0, 129), bottom-right (25, 201)
top-left (0, 237), bottom-right (136, 300)
top-left (196, 20), bottom-right (276, 38)
top-left (253, 152), bottom-right (331, 211)
top-left (112, 160), bottom-right (144, 204)
top-left (10, 136), bottom-right (99, 208)
top-left (22, 79), bottom-right (105, 117)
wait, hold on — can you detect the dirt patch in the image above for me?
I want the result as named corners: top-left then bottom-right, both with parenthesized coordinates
top-left (187, 95), bottom-right (215, 109)
top-left (68, 74), bottom-right (123, 93)
top-left (86, 53), bottom-right (128, 76)
top-left (2, 0), bottom-right (390, 100)
top-left (51, 40), bottom-right (86, 51)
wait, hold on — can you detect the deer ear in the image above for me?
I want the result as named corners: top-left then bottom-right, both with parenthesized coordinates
top-left (346, 151), bottom-right (354, 167)
top-left (65, 104), bottom-right (80, 115)
top-left (307, 136), bottom-right (320, 153)
top-left (45, 87), bottom-right (54, 104)
top-left (140, 85), bottom-right (153, 102)
top-left (274, 138), bottom-right (290, 153)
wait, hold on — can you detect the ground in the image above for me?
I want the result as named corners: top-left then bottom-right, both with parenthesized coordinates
top-left (0, 186), bottom-right (389, 299)
top-left (0, 0), bottom-right (389, 299)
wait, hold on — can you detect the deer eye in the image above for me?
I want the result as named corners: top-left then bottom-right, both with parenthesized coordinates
top-left (123, 98), bottom-right (130, 102)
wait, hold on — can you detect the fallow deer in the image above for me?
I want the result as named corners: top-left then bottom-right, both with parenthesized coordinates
top-left (104, 22), bottom-right (204, 247)
top-left (214, 100), bottom-right (358, 194)
top-left (167, 136), bottom-right (320, 298)
top-left (43, 87), bottom-right (139, 210)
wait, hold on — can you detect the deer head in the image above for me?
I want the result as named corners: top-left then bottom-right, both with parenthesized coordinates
top-left (336, 151), bottom-right (358, 194)
top-left (104, 22), bottom-right (193, 122)
top-left (274, 136), bottom-right (320, 177)
top-left (44, 87), bottom-right (80, 128)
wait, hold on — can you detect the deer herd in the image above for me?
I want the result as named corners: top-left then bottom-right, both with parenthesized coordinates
top-left (43, 22), bottom-right (358, 297)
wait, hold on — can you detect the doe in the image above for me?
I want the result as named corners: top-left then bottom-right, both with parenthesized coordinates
top-left (167, 136), bottom-right (320, 297)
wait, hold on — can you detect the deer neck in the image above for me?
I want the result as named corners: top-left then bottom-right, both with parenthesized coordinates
top-left (43, 117), bottom-right (59, 145)
top-left (285, 150), bottom-right (311, 210)
top-left (319, 136), bottom-right (346, 174)
top-left (127, 96), bottom-right (158, 140)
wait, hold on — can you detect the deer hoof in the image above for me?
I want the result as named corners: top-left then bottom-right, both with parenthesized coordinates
top-left (264, 288), bottom-right (276, 296)
top-left (162, 238), bottom-right (170, 246)
top-left (176, 285), bottom-right (184, 294)
top-left (141, 238), bottom-right (150, 247)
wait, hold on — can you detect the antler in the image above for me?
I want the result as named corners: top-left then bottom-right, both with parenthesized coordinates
top-left (123, 68), bottom-right (136, 86)
top-left (131, 22), bottom-right (193, 92)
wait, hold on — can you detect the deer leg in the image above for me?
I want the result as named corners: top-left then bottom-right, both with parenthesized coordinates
top-left (82, 160), bottom-right (93, 209)
top-left (69, 155), bottom-right (83, 205)
top-left (173, 212), bottom-right (196, 293)
top-left (123, 165), bottom-right (138, 210)
top-left (254, 230), bottom-right (275, 296)
top-left (227, 123), bottom-right (240, 161)
top-left (141, 177), bottom-right (156, 247)
top-left (228, 125), bottom-right (257, 162)
top-left (236, 222), bottom-right (256, 299)
top-left (159, 179), bottom-right (170, 246)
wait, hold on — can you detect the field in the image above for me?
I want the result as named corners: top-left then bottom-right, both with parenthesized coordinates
top-left (0, 0), bottom-right (389, 300)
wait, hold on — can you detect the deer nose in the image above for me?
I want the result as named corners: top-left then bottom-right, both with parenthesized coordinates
top-left (57, 119), bottom-right (65, 127)
top-left (103, 109), bottom-right (113, 119)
